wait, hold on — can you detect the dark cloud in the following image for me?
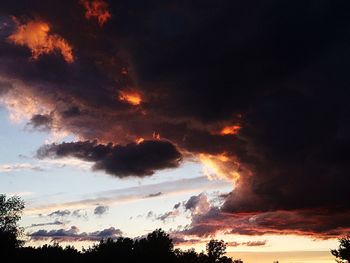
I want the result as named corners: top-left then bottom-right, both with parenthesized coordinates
top-left (72, 209), bottom-right (88, 219)
top-left (94, 205), bottom-right (109, 216)
top-left (156, 210), bottom-right (179, 222)
top-left (173, 202), bottom-right (181, 210)
top-left (171, 236), bottom-right (202, 245)
top-left (145, 192), bottom-right (162, 198)
top-left (180, 207), bottom-right (350, 238)
top-left (146, 211), bottom-right (155, 219)
top-left (242, 240), bottom-right (267, 247)
top-left (29, 226), bottom-right (123, 241)
top-left (37, 140), bottom-right (182, 177)
top-left (0, 0), bottom-right (350, 238)
top-left (226, 240), bottom-right (267, 247)
top-left (28, 220), bottom-right (64, 228)
top-left (184, 193), bottom-right (211, 215)
top-left (28, 114), bottom-right (53, 131)
top-left (48, 210), bottom-right (71, 218)
top-left (0, 80), bottom-right (12, 95)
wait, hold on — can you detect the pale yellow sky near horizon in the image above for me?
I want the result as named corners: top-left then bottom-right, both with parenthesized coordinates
top-left (227, 251), bottom-right (334, 263)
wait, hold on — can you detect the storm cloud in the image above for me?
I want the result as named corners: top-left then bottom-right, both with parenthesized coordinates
top-left (37, 140), bottom-right (182, 177)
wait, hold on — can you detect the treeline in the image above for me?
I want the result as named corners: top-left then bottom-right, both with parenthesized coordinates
top-left (5, 229), bottom-right (243, 263)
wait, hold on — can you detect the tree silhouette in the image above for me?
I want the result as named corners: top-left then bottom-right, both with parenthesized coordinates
top-left (206, 239), bottom-right (234, 263)
top-left (134, 229), bottom-right (176, 263)
top-left (331, 236), bottom-right (350, 263)
top-left (0, 194), bottom-right (25, 251)
top-left (175, 248), bottom-right (198, 263)
top-left (207, 240), bottom-right (226, 260)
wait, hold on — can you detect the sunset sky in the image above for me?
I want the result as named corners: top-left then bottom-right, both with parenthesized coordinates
top-left (0, 1), bottom-right (349, 262)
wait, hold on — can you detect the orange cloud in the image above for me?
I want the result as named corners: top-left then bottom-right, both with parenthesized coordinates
top-left (80, 0), bottom-right (111, 26)
top-left (135, 137), bottom-right (145, 144)
top-left (8, 19), bottom-right (74, 63)
top-left (153, 132), bottom-right (161, 140)
top-left (220, 125), bottom-right (241, 135)
top-left (198, 153), bottom-right (240, 182)
top-left (118, 90), bottom-right (142, 106)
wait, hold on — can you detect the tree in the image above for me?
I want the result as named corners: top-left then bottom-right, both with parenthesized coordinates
top-left (134, 229), bottom-right (176, 263)
top-left (0, 194), bottom-right (25, 250)
top-left (331, 236), bottom-right (350, 263)
top-left (206, 239), bottom-right (233, 263)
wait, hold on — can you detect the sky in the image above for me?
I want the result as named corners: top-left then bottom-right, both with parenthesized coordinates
top-left (0, 0), bottom-right (349, 262)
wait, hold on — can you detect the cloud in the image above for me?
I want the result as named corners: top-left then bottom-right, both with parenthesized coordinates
top-left (72, 209), bottom-right (88, 219)
top-left (226, 240), bottom-right (267, 247)
top-left (27, 113), bottom-right (53, 131)
top-left (179, 207), bottom-right (350, 238)
top-left (25, 176), bottom-right (228, 215)
top-left (184, 193), bottom-right (211, 215)
top-left (94, 205), bottom-right (108, 216)
top-left (80, 0), bottom-right (111, 26)
top-left (48, 210), bottom-right (71, 218)
top-left (171, 236), bottom-right (202, 245)
top-left (242, 240), bottom-right (267, 247)
top-left (28, 220), bottom-right (64, 228)
top-left (0, 163), bottom-right (43, 172)
top-left (156, 210), bottom-right (180, 222)
top-left (145, 192), bottom-right (162, 198)
top-left (0, 0), bottom-right (350, 238)
top-left (37, 140), bottom-right (182, 177)
top-left (29, 226), bottom-right (122, 241)
top-left (8, 18), bottom-right (74, 63)
top-left (173, 202), bottom-right (181, 209)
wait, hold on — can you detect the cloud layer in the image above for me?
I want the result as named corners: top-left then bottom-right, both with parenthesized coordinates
top-left (29, 226), bottom-right (122, 241)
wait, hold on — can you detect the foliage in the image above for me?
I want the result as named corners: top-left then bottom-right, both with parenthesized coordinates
top-left (0, 194), bottom-right (25, 250)
top-left (331, 236), bottom-right (350, 263)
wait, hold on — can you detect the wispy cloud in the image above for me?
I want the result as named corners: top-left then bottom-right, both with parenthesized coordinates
top-left (27, 220), bottom-right (65, 228)
top-left (0, 158), bottom-right (92, 173)
top-left (0, 163), bottom-right (43, 172)
top-left (24, 176), bottom-right (229, 215)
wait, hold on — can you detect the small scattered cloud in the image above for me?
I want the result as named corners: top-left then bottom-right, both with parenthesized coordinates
top-left (72, 209), bottom-right (88, 220)
top-left (145, 192), bottom-right (162, 198)
top-left (156, 210), bottom-right (180, 222)
top-left (48, 209), bottom-right (71, 218)
top-left (242, 240), bottom-right (267, 247)
top-left (94, 205), bottom-right (109, 216)
top-left (173, 202), bottom-right (181, 209)
top-left (80, 0), bottom-right (111, 26)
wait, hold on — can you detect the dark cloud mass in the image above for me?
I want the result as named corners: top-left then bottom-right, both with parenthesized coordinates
top-left (37, 140), bottom-right (182, 177)
top-left (1, 0), bottom-right (350, 237)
